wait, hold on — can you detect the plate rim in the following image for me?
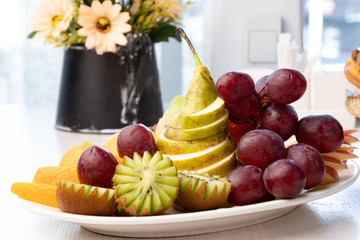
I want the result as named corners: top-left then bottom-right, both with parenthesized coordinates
top-left (19, 160), bottom-right (360, 227)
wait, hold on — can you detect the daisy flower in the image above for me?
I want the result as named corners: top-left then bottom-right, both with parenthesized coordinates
top-left (78, 0), bottom-right (132, 55)
top-left (30, 0), bottom-right (73, 41)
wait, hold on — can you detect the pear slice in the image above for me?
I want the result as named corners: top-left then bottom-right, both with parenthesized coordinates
top-left (195, 152), bottom-right (237, 177)
top-left (155, 95), bottom-right (185, 136)
top-left (164, 110), bottom-right (229, 141)
top-left (157, 129), bottom-right (230, 155)
top-left (168, 97), bottom-right (226, 129)
top-left (163, 134), bottom-right (236, 171)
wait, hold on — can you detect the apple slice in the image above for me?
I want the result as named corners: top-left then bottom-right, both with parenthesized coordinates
top-left (323, 156), bottom-right (348, 169)
top-left (337, 144), bottom-right (357, 153)
top-left (344, 129), bottom-right (358, 135)
top-left (320, 165), bottom-right (340, 185)
top-left (343, 134), bottom-right (359, 145)
top-left (321, 149), bottom-right (358, 161)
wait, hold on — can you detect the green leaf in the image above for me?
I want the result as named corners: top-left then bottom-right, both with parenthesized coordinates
top-left (27, 31), bottom-right (37, 39)
top-left (149, 25), bottom-right (181, 43)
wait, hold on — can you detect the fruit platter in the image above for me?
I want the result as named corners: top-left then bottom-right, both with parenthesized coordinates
top-left (11, 29), bottom-right (360, 238)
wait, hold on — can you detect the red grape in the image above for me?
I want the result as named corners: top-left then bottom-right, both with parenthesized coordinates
top-left (225, 95), bottom-right (260, 124)
top-left (236, 129), bottom-right (285, 170)
top-left (77, 146), bottom-right (118, 188)
top-left (265, 68), bottom-right (307, 104)
top-left (227, 121), bottom-right (256, 142)
top-left (286, 143), bottom-right (325, 189)
top-left (117, 124), bottom-right (157, 158)
top-left (216, 71), bottom-right (255, 103)
top-left (227, 165), bottom-right (267, 206)
top-left (295, 114), bottom-right (344, 153)
top-left (260, 104), bottom-right (298, 141)
top-left (263, 158), bottom-right (306, 199)
top-left (255, 75), bottom-right (268, 94)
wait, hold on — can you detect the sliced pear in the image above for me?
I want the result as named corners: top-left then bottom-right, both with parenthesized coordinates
top-left (157, 129), bottom-right (230, 155)
top-left (164, 110), bottom-right (229, 141)
top-left (168, 97), bottom-right (226, 129)
top-left (164, 135), bottom-right (236, 171)
top-left (195, 152), bottom-right (237, 177)
top-left (155, 95), bottom-right (185, 136)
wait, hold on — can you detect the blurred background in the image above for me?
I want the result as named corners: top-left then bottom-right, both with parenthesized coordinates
top-left (1, 0), bottom-right (359, 110)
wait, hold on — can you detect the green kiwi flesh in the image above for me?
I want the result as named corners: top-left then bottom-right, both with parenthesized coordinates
top-left (56, 181), bottom-right (116, 216)
top-left (175, 171), bottom-right (231, 211)
top-left (113, 151), bottom-right (179, 216)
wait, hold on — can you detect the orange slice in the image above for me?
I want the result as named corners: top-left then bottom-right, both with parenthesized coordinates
top-left (59, 140), bottom-right (96, 168)
top-left (11, 182), bottom-right (58, 208)
top-left (101, 132), bottom-right (123, 164)
top-left (33, 166), bottom-right (79, 186)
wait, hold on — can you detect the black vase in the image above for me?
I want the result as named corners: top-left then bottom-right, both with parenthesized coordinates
top-left (55, 32), bottom-right (163, 133)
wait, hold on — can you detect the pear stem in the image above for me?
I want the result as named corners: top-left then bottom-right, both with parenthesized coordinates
top-left (177, 28), bottom-right (202, 67)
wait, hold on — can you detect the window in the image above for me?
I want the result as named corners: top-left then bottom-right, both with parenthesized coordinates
top-left (1, 0), bottom-right (359, 107)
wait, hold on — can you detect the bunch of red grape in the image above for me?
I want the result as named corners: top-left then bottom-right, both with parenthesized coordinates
top-left (216, 68), bottom-right (345, 205)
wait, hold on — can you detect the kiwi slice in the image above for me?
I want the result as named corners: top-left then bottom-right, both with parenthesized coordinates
top-left (175, 171), bottom-right (231, 211)
top-left (113, 151), bottom-right (179, 216)
top-left (56, 181), bottom-right (116, 216)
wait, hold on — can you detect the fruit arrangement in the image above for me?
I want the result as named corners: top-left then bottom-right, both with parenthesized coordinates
top-left (11, 29), bottom-right (360, 217)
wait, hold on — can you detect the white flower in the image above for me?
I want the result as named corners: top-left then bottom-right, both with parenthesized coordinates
top-left (78, 0), bottom-right (132, 55)
top-left (30, 0), bottom-right (73, 40)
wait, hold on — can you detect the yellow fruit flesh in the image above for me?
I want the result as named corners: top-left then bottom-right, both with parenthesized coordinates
top-left (11, 182), bottom-right (58, 208)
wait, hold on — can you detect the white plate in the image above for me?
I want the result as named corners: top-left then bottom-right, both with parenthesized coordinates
top-left (19, 160), bottom-right (359, 238)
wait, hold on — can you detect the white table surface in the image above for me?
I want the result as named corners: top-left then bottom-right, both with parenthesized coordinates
top-left (2, 104), bottom-right (360, 240)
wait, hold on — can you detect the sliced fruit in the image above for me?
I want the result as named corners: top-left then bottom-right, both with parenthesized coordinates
top-left (168, 97), bottom-right (226, 129)
top-left (157, 129), bottom-right (230, 155)
top-left (59, 140), bottom-right (96, 168)
top-left (337, 144), bottom-right (357, 152)
top-left (155, 95), bottom-right (185, 136)
top-left (164, 110), bottom-right (229, 141)
top-left (113, 151), bottom-right (179, 216)
top-left (320, 165), bottom-right (340, 185)
top-left (101, 132), bottom-right (123, 164)
top-left (11, 182), bottom-right (58, 208)
top-left (321, 150), bottom-right (358, 161)
top-left (163, 135), bottom-right (236, 171)
top-left (175, 171), bottom-right (231, 211)
top-left (323, 156), bottom-right (348, 170)
top-left (344, 129), bottom-right (359, 135)
top-left (343, 134), bottom-right (359, 145)
top-left (155, 29), bottom-right (237, 177)
top-left (33, 166), bottom-right (79, 186)
top-left (56, 181), bottom-right (116, 216)
top-left (196, 152), bottom-right (237, 177)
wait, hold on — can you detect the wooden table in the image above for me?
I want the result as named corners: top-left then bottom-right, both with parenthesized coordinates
top-left (2, 104), bottom-right (360, 240)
